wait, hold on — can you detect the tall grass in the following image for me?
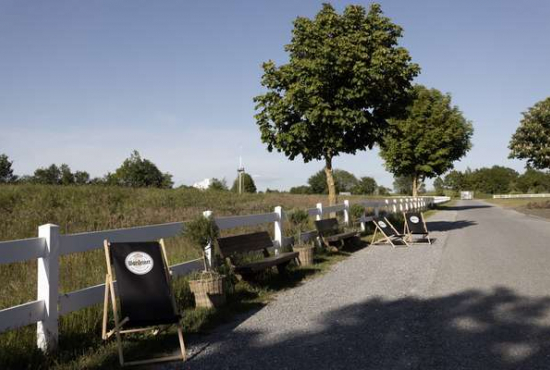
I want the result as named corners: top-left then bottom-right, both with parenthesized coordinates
top-left (0, 184), bottom-right (367, 369)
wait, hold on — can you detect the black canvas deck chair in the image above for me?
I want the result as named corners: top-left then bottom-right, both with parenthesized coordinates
top-left (102, 239), bottom-right (186, 366)
top-left (371, 217), bottom-right (410, 248)
top-left (403, 212), bottom-right (431, 244)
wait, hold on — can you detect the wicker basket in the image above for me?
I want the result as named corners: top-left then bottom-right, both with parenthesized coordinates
top-left (188, 274), bottom-right (226, 309)
top-left (293, 245), bottom-right (315, 266)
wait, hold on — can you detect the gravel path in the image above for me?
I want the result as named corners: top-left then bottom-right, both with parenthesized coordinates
top-left (160, 201), bottom-right (550, 370)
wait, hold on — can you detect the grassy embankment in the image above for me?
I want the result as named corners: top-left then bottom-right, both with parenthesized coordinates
top-left (486, 197), bottom-right (550, 219)
top-left (0, 184), bottom-right (393, 369)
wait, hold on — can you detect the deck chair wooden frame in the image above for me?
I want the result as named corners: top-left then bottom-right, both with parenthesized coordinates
top-left (403, 212), bottom-right (431, 245)
top-left (102, 239), bottom-right (186, 367)
top-left (371, 217), bottom-right (410, 248)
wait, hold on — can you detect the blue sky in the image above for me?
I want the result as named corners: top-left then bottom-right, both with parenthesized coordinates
top-left (1, 0), bottom-right (549, 190)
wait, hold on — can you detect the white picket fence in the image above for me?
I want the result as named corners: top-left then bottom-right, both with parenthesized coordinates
top-left (0, 196), bottom-right (436, 352)
top-left (493, 193), bottom-right (550, 199)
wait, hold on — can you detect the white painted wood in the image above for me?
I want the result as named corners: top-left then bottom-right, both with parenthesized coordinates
top-left (37, 224), bottom-right (60, 352)
top-left (0, 237), bottom-right (46, 265)
top-left (60, 222), bottom-right (184, 256)
top-left (0, 300), bottom-right (45, 332)
top-left (203, 210), bottom-right (213, 268)
top-left (307, 207), bottom-right (319, 217)
top-left (273, 206), bottom-right (283, 254)
top-left (315, 203), bottom-right (323, 221)
top-left (214, 212), bottom-right (277, 230)
top-left (343, 200), bottom-right (350, 226)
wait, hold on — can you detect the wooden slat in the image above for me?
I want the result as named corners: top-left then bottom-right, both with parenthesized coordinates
top-left (214, 213), bottom-right (277, 230)
top-left (0, 237), bottom-right (46, 265)
top-left (307, 208), bottom-right (320, 217)
top-left (60, 222), bottom-right (185, 256)
top-left (58, 258), bottom-right (204, 315)
top-left (315, 218), bottom-right (339, 233)
top-left (217, 232), bottom-right (273, 255)
top-left (299, 230), bottom-right (318, 243)
top-left (170, 258), bottom-right (204, 277)
top-left (0, 300), bottom-right (45, 332)
top-left (323, 204), bottom-right (345, 213)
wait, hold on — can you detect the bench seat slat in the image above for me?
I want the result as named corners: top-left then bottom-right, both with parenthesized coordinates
top-left (235, 252), bottom-right (299, 273)
top-left (324, 231), bottom-right (359, 243)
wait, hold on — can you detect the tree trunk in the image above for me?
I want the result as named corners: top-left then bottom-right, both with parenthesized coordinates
top-left (324, 157), bottom-right (337, 206)
top-left (412, 175), bottom-right (418, 197)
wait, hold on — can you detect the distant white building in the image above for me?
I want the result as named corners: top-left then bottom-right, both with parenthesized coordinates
top-left (193, 178), bottom-right (213, 190)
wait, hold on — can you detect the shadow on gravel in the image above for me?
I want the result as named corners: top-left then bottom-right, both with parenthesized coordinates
top-left (184, 288), bottom-right (550, 370)
top-left (427, 220), bottom-right (477, 232)
top-left (444, 205), bottom-right (493, 211)
top-left (186, 287), bottom-right (550, 370)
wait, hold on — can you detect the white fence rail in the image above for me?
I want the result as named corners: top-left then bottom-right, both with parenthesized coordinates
top-left (0, 196), bottom-right (434, 352)
top-left (493, 193), bottom-right (550, 199)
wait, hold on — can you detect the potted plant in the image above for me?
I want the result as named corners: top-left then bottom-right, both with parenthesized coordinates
top-left (184, 214), bottom-right (226, 309)
top-left (349, 204), bottom-right (366, 232)
top-left (288, 209), bottom-right (315, 266)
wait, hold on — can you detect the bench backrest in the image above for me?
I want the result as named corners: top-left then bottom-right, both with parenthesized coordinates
top-left (217, 231), bottom-right (273, 257)
top-left (315, 218), bottom-right (339, 236)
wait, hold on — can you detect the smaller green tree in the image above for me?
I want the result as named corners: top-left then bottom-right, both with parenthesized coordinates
top-left (209, 178), bottom-right (228, 191)
top-left (74, 171), bottom-right (90, 185)
top-left (376, 185), bottom-right (391, 196)
top-left (308, 169), bottom-right (358, 194)
top-left (353, 177), bottom-right (377, 195)
top-left (289, 185), bottom-right (312, 194)
top-left (111, 151), bottom-right (173, 188)
top-left (514, 168), bottom-right (550, 193)
top-left (380, 85), bottom-right (473, 196)
top-left (60, 164), bottom-right (75, 185)
top-left (433, 177), bottom-right (445, 195)
top-left (509, 97), bottom-right (550, 169)
top-left (0, 154), bottom-right (17, 183)
top-left (33, 164), bottom-right (62, 185)
top-left (393, 175), bottom-right (426, 195)
top-left (231, 173), bottom-right (257, 193)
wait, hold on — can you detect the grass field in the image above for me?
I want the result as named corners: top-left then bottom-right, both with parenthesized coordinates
top-left (486, 197), bottom-right (550, 219)
top-left (0, 184), bottom-right (397, 369)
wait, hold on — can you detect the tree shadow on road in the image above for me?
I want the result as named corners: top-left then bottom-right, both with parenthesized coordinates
top-left (185, 287), bottom-right (550, 370)
top-left (444, 204), bottom-right (493, 211)
top-left (427, 220), bottom-right (477, 232)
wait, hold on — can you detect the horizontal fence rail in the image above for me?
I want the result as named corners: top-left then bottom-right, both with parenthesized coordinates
top-left (0, 196), bottom-right (439, 352)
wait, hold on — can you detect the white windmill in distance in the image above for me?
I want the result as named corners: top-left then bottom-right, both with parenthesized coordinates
top-left (237, 147), bottom-right (245, 194)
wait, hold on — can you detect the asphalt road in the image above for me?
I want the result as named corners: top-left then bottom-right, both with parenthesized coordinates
top-left (162, 200), bottom-right (550, 370)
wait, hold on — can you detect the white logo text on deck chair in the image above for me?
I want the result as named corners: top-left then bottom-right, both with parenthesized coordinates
top-left (125, 252), bottom-right (154, 275)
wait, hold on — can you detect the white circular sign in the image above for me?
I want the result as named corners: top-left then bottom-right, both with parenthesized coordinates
top-left (378, 221), bottom-right (387, 228)
top-left (410, 216), bottom-right (420, 224)
top-left (125, 252), bottom-right (154, 275)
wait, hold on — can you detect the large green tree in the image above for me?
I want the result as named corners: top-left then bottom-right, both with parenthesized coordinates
top-left (380, 85), bottom-right (473, 196)
top-left (254, 3), bottom-right (419, 205)
top-left (0, 154), bottom-right (16, 183)
top-left (509, 97), bottom-right (550, 169)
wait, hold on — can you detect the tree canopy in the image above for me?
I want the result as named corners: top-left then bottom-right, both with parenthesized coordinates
top-left (108, 151), bottom-right (173, 189)
top-left (231, 172), bottom-right (257, 193)
top-left (0, 154), bottom-right (16, 183)
top-left (308, 168), bottom-right (358, 194)
top-left (254, 3), bottom-right (419, 204)
top-left (380, 85), bottom-right (473, 196)
top-left (509, 97), bottom-right (550, 169)
top-left (353, 176), bottom-right (378, 195)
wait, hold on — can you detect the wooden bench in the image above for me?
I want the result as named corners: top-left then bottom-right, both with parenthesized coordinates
top-left (217, 231), bottom-right (299, 279)
top-left (315, 218), bottom-right (359, 250)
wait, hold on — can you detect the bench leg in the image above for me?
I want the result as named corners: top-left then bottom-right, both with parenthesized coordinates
top-left (276, 261), bottom-right (291, 275)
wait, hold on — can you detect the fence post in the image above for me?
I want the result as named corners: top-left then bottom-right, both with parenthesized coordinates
top-left (343, 200), bottom-right (350, 226)
top-left (316, 203), bottom-right (323, 221)
top-left (203, 210), bottom-right (213, 268)
top-left (274, 206), bottom-right (283, 255)
top-left (37, 224), bottom-right (60, 353)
